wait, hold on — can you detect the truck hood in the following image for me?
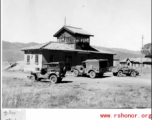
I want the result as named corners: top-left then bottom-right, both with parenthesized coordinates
top-left (75, 65), bottom-right (83, 68)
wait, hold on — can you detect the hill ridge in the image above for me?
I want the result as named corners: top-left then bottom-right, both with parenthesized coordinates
top-left (2, 40), bottom-right (144, 62)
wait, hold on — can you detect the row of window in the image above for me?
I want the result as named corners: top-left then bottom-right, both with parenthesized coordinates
top-left (27, 55), bottom-right (39, 65)
top-left (58, 38), bottom-right (75, 43)
top-left (76, 37), bottom-right (90, 43)
top-left (58, 37), bottom-right (90, 43)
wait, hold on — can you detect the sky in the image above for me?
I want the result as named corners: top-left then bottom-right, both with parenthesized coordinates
top-left (1, 0), bottom-right (151, 51)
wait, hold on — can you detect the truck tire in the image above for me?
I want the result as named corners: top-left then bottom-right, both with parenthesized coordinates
top-left (30, 75), bottom-right (36, 81)
top-left (117, 71), bottom-right (123, 77)
top-left (89, 71), bottom-right (96, 78)
top-left (73, 69), bottom-right (79, 77)
top-left (130, 71), bottom-right (136, 77)
top-left (49, 75), bottom-right (58, 83)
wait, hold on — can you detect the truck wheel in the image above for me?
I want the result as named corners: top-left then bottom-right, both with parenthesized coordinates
top-left (89, 71), bottom-right (96, 78)
top-left (73, 70), bottom-right (79, 77)
top-left (117, 71), bottom-right (123, 77)
top-left (130, 71), bottom-right (136, 77)
top-left (49, 75), bottom-right (58, 83)
top-left (30, 75), bottom-right (36, 81)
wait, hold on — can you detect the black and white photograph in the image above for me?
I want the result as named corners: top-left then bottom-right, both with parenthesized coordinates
top-left (1, 0), bottom-right (151, 119)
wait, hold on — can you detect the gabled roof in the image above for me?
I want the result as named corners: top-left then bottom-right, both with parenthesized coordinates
top-left (21, 41), bottom-right (115, 55)
top-left (53, 26), bottom-right (94, 37)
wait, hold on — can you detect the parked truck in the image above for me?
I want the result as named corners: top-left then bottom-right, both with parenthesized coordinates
top-left (71, 59), bottom-right (109, 78)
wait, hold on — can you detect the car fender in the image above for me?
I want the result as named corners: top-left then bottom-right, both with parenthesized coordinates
top-left (30, 73), bottom-right (38, 80)
top-left (48, 73), bottom-right (58, 78)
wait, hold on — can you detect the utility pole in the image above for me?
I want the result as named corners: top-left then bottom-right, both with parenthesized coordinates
top-left (141, 35), bottom-right (144, 73)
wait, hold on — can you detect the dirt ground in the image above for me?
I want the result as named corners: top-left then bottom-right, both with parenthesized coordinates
top-left (2, 71), bottom-right (151, 109)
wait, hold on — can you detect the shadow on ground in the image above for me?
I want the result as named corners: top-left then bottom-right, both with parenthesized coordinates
top-left (59, 81), bottom-right (73, 84)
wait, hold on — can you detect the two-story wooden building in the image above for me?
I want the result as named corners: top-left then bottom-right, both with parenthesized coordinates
top-left (22, 26), bottom-right (115, 71)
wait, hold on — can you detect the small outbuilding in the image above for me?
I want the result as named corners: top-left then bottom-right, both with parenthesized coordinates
top-left (120, 57), bottom-right (151, 68)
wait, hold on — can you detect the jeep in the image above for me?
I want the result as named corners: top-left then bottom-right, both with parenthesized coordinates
top-left (111, 66), bottom-right (139, 77)
top-left (29, 62), bottom-right (66, 83)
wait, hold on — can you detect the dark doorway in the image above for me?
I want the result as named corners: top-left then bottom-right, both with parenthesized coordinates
top-left (65, 56), bottom-right (72, 70)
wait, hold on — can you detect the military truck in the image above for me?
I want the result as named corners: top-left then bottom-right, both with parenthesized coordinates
top-left (28, 62), bottom-right (66, 83)
top-left (71, 59), bottom-right (109, 78)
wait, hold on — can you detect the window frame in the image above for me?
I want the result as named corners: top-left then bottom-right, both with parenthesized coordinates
top-left (27, 55), bottom-right (30, 65)
top-left (35, 54), bottom-right (39, 65)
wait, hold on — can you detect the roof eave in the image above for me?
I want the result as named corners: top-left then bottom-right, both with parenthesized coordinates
top-left (75, 33), bottom-right (94, 36)
top-left (22, 48), bottom-right (115, 55)
top-left (21, 49), bottom-right (40, 51)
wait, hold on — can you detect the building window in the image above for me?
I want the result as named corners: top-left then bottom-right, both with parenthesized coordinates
top-left (27, 55), bottom-right (30, 65)
top-left (35, 54), bottom-right (39, 65)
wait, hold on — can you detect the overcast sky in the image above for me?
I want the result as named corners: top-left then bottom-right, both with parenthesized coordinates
top-left (1, 0), bottom-right (151, 51)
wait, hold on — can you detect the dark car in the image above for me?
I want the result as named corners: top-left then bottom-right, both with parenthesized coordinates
top-left (71, 59), bottom-right (109, 78)
top-left (28, 62), bottom-right (66, 83)
top-left (111, 66), bottom-right (139, 77)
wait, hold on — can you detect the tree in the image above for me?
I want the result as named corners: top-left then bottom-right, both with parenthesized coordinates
top-left (141, 43), bottom-right (151, 58)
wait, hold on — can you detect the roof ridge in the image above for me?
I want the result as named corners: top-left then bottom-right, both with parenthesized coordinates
top-left (64, 26), bottom-right (82, 29)
top-left (40, 41), bottom-right (53, 49)
top-left (40, 41), bottom-right (65, 49)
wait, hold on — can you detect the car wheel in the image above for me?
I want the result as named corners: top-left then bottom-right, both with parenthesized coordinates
top-left (73, 70), bottom-right (79, 77)
top-left (89, 71), bottom-right (96, 78)
top-left (49, 75), bottom-right (58, 83)
top-left (130, 71), bottom-right (136, 77)
top-left (30, 75), bottom-right (36, 81)
top-left (117, 71), bottom-right (123, 77)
